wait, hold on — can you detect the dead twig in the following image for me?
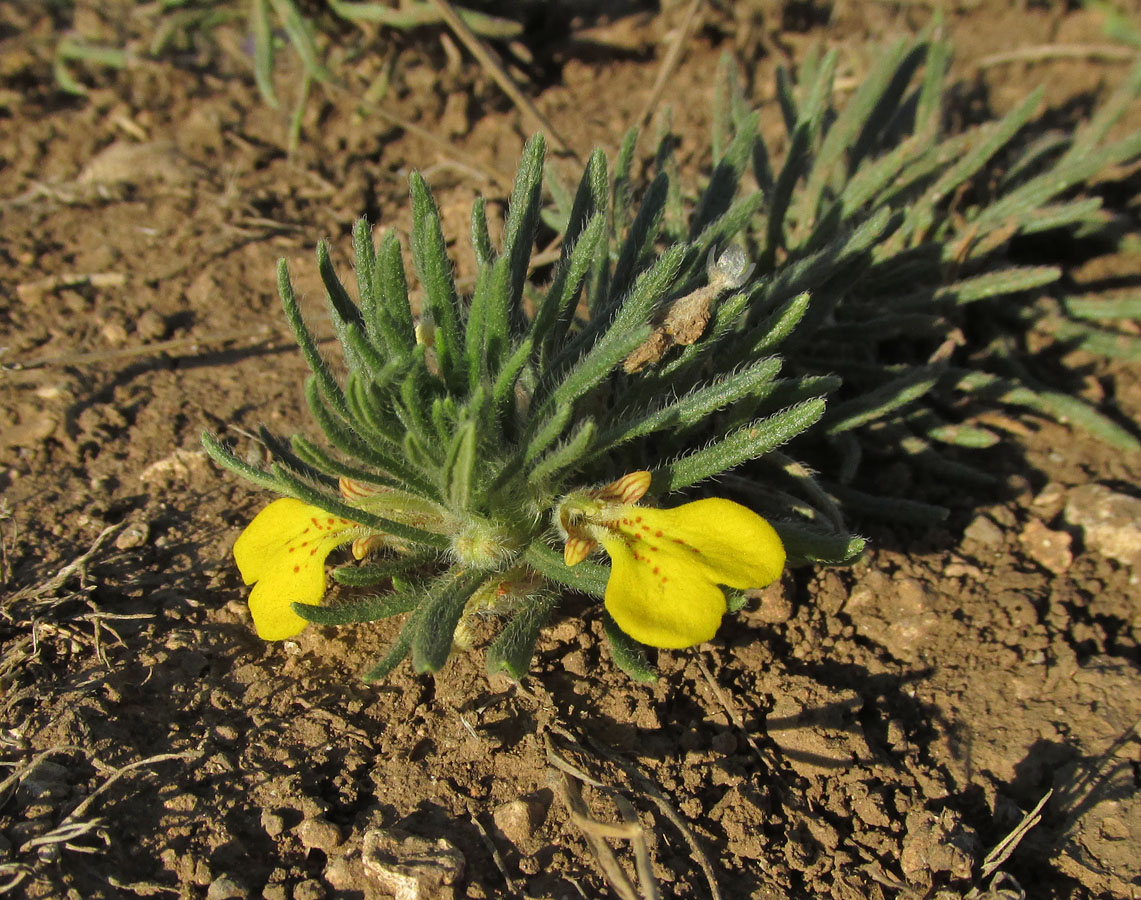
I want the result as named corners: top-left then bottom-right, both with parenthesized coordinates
top-left (423, 0), bottom-right (574, 158)
top-left (2, 524), bottom-right (123, 609)
top-left (356, 102), bottom-right (513, 190)
top-left (973, 790), bottom-right (1053, 888)
top-left (548, 755), bottom-right (643, 900)
top-left (0, 325), bottom-right (326, 372)
top-left (635, 0), bottom-right (705, 130)
top-left (55, 749), bottom-right (201, 832)
top-left (694, 652), bottom-right (769, 771)
top-left (15, 272), bottom-right (126, 304)
top-left (468, 809), bottom-right (520, 896)
top-left (576, 731), bottom-right (724, 900)
top-left (977, 44), bottom-right (1136, 69)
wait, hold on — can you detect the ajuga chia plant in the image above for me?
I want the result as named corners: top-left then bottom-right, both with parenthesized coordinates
top-left (205, 30), bottom-right (1141, 682)
top-left (711, 34), bottom-right (1141, 522)
top-left (203, 128), bottom-right (857, 683)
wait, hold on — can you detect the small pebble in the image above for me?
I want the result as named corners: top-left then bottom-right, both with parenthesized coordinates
top-left (293, 879), bottom-right (325, 900)
top-left (206, 875), bottom-right (247, 900)
top-left (101, 321), bottom-right (128, 345)
top-left (1019, 518), bottom-right (1073, 574)
top-left (963, 515), bottom-right (1004, 546)
top-left (295, 816), bottom-right (343, 851)
top-left (114, 521), bottom-right (149, 551)
top-left (136, 309), bottom-right (168, 341)
top-left (260, 809), bottom-right (286, 838)
top-left (324, 858), bottom-right (357, 890)
top-left (753, 581), bottom-right (792, 623)
top-left (492, 800), bottom-right (541, 847)
top-left (1065, 484), bottom-right (1141, 568)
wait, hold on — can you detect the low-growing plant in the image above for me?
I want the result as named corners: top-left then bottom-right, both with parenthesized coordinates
top-left (707, 33), bottom-right (1141, 524)
top-left (204, 29), bottom-right (1141, 681)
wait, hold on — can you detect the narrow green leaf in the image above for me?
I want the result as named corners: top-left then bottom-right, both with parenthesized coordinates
top-left (1064, 295), bottom-right (1141, 320)
top-left (936, 266), bottom-right (1060, 305)
top-left (333, 551), bottom-right (438, 586)
top-left (201, 431), bottom-right (281, 492)
top-left (444, 419), bottom-right (479, 509)
top-left (411, 569), bottom-right (489, 673)
top-left (377, 229), bottom-right (416, 345)
top-left (529, 419), bottom-right (596, 486)
top-left (595, 356), bottom-right (783, 453)
top-left (612, 126), bottom-right (640, 235)
top-left (486, 593), bottom-right (559, 680)
top-left (293, 590), bottom-right (419, 625)
top-left (663, 398), bottom-right (827, 492)
top-left (523, 542), bottom-right (607, 597)
top-left (609, 172), bottom-right (669, 307)
top-left (290, 435), bottom-right (399, 490)
top-left (268, 0), bottom-right (331, 83)
top-left (279, 259), bottom-right (348, 419)
top-left (690, 111), bottom-right (758, 239)
top-left (776, 522), bottom-right (866, 566)
top-left (272, 462), bottom-right (451, 549)
top-left (603, 612), bottom-right (657, 683)
top-left (750, 291), bottom-right (811, 355)
top-left (250, 0), bottom-right (278, 108)
top-left (470, 197), bottom-right (493, 265)
top-left (825, 367), bottom-right (942, 434)
top-left (361, 619), bottom-right (415, 682)
top-left (828, 484), bottom-right (949, 524)
top-left (523, 403), bottom-right (574, 466)
top-left (410, 172), bottom-right (463, 391)
top-left (537, 212), bottom-right (606, 362)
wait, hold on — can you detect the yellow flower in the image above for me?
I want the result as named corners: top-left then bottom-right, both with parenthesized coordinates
top-left (560, 472), bottom-right (785, 649)
top-left (233, 498), bottom-right (360, 640)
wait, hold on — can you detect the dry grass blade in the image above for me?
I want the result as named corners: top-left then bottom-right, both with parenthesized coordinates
top-left (973, 789), bottom-right (1053, 885)
top-left (614, 795), bottom-right (662, 900)
top-left (0, 862), bottom-right (31, 895)
top-left (635, 0), bottom-right (704, 129)
top-left (695, 652), bottom-right (770, 771)
top-left (58, 750), bottom-right (200, 829)
top-left (423, 0), bottom-right (573, 157)
top-left (580, 733), bottom-right (724, 900)
top-left (2, 523), bottom-right (123, 608)
top-left (550, 765), bottom-right (642, 900)
top-left (977, 44), bottom-right (1135, 69)
top-left (468, 809), bottom-right (520, 896)
top-left (0, 745), bottom-right (89, 806)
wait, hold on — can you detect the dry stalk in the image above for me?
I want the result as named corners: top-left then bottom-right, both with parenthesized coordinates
top-left (635, 0), bottom-right (705, 129)
top-left (424, 0), bottom-right (573, 157)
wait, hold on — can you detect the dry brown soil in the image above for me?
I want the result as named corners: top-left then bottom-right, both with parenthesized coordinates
top-left (1, 3), bottom-right (1140, 899)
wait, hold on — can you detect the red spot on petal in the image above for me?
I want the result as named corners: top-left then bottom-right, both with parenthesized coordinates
top-left (641, 524), bottom-right (651, 532)
top-left (655, 530), bottom-right (663, 537)
top-left (635, 516), bottom-right (642, 523)
top-left (661, 576), bottom-right (668, 584)
top-left (288, 546), bottom-right (296, 553)
top-left (310, 548), bottom-right (318, 556)
top-left (650, 546), bottom-right (659, 552)
top-left (327, 518), bottom-right (335, 525)
top-left (293, 565), bottom-right (301, 574)
top-left (652, 566), bottom-right (659, 575)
